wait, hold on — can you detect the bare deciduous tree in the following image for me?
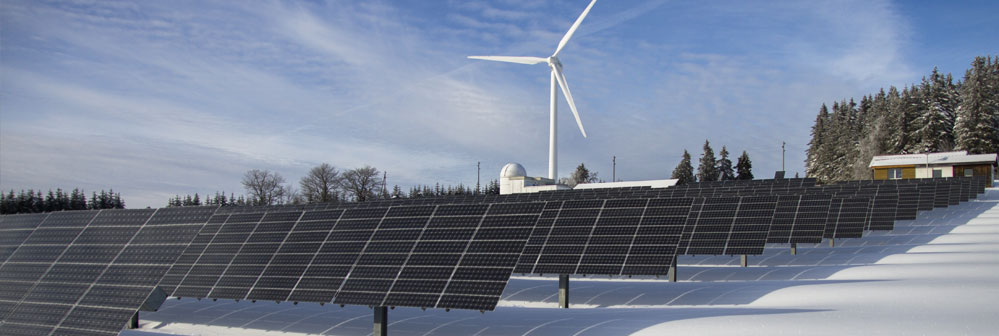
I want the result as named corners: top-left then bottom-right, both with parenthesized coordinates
top-left (241, 169), bottom-right (286, 206)
top-left (299, 163), bottom-right (341, 203)
top-left (341, 165), bottom-right (383, 202)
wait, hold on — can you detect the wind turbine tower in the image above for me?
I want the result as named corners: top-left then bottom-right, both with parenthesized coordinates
top-left (469, 0), bottom-right (597, 181)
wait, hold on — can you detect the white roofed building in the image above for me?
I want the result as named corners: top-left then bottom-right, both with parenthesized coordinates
top-left (498, 162), bottom-right (677, 195)
top-left (868, 151), bottom-right (997, 187)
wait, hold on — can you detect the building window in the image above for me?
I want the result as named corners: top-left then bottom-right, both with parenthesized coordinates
top-left (888, 168), bottom-right (903, 180)
top-left (932, 169), bottom-right (943, 178)
top-left (965, 168), bottom-right (974, 177)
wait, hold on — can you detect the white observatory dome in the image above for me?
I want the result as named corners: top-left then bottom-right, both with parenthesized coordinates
top-left (500, 163), bottom-right (527, 178)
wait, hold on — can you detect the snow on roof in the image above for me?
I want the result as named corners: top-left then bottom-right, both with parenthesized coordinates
top-left (869, 150), bottom-right (997, 167)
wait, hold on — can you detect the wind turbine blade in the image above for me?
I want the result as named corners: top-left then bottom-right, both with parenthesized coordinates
top-left (467, 56), bottom-right (548, 65)
top-left (553, 0), bottom-right (597, 57)
top-left (553, 67), bottom-right (587, 138)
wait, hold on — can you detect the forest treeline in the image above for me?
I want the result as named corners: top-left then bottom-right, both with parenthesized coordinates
top-left (166, 163), bottom-right (506, 208)
top-left (671, 140), bottom-right (755, 184)
top-left (0, 189), bottom-right (125, 214)
top-left (806, 55), bottom-right (999, 183)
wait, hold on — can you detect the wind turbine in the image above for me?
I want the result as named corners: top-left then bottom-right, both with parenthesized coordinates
top-left (469, 0), bottom-right (596, 181)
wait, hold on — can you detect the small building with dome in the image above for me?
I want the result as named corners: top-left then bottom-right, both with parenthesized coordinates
top-left (498, 162), bottom-right (678, 195)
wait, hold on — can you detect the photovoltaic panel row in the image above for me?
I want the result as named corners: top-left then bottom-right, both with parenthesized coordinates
top-left (677, 196), bottom-right (778, 256)
top-left (336, 203), bottom-right (542, 310)
top-left (169, 203), bottom-right (544, 311)
top-left (766, 194), bottom-right (832, 244)
top-left (0, 207), bottom-right (214, 336)
top-left (894, 185), bottom-right (919, 220)
top-left (866, 191), bottom-right (897, 231)
top-left (823, 196), bottom-right (870, 239)
top-left (0, 213), bottom-right (48, 264)
top-left (0, 211), bottom-right (94, 325)
top-left (514, 198), bottom-right (692, 276)
top-left (0, 209), bottom-right (155, 336)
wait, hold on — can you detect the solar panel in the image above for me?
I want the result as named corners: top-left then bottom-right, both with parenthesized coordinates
top-left (0, 209), bottom-right (154, 335)
top-left (916, 182), bottom-right (937, 211)
top-left (0, 211), bottom-right (92, 324)
top-left (933, 181), bottom-right (951, 208)
top-left (823, 196), bottom-right (870, 239)
top-left (171, 212), bottom-right (266, 299)
top-left (247, 209), bottom-right (343, 303)
top-left (946, 178), bottom-right (962, 206)
top-left (679, 196), bottom-right (778, 256)
top-left (170, 203), bottom-right (544, 312)
top-left (158, 212), bottom-right (229, 295)
top-left (971, 176), bottom-right (987, 197)
top-left (866, 191), bottom-right (897, 231)
top-left (766, 194), bottom-right (832, 244)
top-left (959, 177), bottom-right (972, 201)
top-left (515, 198), bottom-right (691, 276)
top-left (51, 207), bottom-right (215, 335)
top-left (0, 213), bottom-right (48, 264)
top-left (895, 185), bottom-right (919, 220)
top-left (0, 207), bottom-right (214, 336)
top-left (336, 203), bottom-right (543, 311)
top-left (208, 211), bottom-right (302, 301)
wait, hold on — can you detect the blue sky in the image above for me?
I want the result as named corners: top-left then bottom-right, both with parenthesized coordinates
top-left (1, 0), bottom-right (997, 208)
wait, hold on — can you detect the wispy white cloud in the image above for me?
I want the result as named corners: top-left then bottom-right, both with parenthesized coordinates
top-left (1, 0), bottom-right (986, 207)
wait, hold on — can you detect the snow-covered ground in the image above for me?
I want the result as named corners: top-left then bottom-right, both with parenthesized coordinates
top-left (125, 189), bottom-right (999, 335)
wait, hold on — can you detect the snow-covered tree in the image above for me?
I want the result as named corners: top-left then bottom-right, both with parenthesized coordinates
top-left (696, 140), bottom-right (719, 182)
top-left (736, 151), bottom-right (754, 180)
top-left (671, 150), bottom-right (695, 184)
top-left (955, 56), bottom-right (999, 154)
top-left (914, 67), bottom-right (959, 153)
top-left (717, 146), bottom-right (735, 181)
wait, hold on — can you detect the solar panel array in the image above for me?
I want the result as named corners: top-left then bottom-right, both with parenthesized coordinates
top-left (766, 194), bottom-right (832, 244)
top-left (679, 196), bottom-right (778, 256)
top-left (0, 207), bottom-right (215, 336)
top-left (167, 202), bottom-right (545, 311)
top-left (0, 176), bottom-right (988, 335)
top-left (823, 196), bottom-right (871, 239)
top-left (514, 198), bottom-right (692, 276)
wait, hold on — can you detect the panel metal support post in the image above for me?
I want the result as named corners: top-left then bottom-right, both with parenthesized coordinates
top-left (374, 306), bottom-right (388, 336)
top-left (558, 274), bottom-right (570, 308)
top-left (667, 258), bottom-right (678, 282)
top-left (790, 243), bottom-right (797, 255)
top-left (829, 238), bottom-right (835, 247)
top-left (740, 255), bottom-right (748, 267)
top-left (128, 312), bottom-right (139, 329)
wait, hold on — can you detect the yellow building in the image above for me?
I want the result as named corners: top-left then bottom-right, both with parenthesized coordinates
top-left (869, 151), bottom-right (997, 188)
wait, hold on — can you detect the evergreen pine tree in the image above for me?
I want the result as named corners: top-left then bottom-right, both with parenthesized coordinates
top-left (955, 56), bottom-right (999, 153)
top-left (0, 191), bottom-right (8, 214)
top-left (45, 190), bottom-right (56, 212)
top-left (806, 104), bottom-right (831, 181)
top-left (891, 86), bottom-right (921, 154)
top-left (568, 163), bottom-right (597, 187)
top-left (671, 150), bottom-right (695, 184)
top-left (696, 140), bottom-right (719, 182)
top-left (717, 146), bottom-right (735, 181)
top-left (914, 67), bottom-right (958, 153)
top-left (736, 151), bottom-right (754, 180)
top-left (55, 189), bottom-right (66, 211)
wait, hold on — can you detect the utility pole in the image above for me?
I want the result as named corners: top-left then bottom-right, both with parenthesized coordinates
top-left (477, 161), bottom-right (481, 194)
top-left (782, 142), bottom-right (786, 172)
top-left (612, 156), bottom-right (616, 182)
top-left (382, 171), bottom-right (387, 199)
